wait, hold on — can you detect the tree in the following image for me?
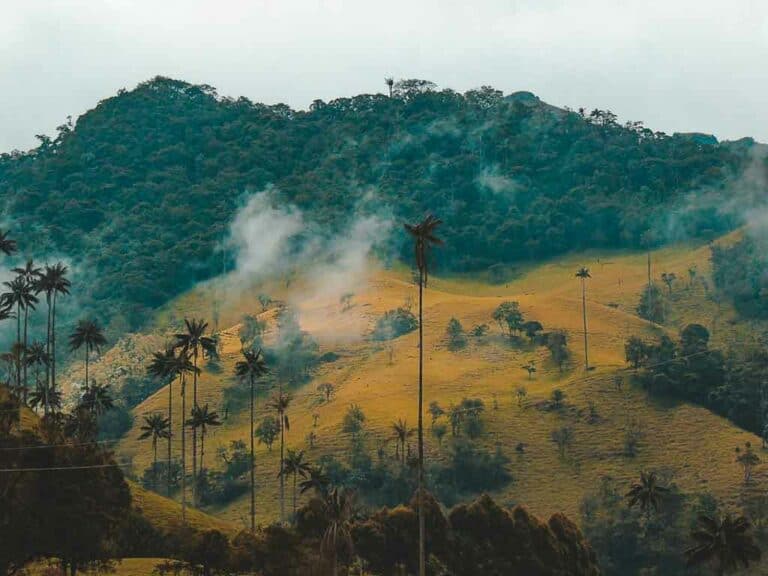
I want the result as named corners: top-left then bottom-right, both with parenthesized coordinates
top-left (0, 229), bottom-right (18, 256)
top-left (392, 418), bottom-right (415, 466)
top-left (404, 213), bottom-right (443, 576)
top-left (81, 381), bottom-right (114, 415)
top-left (24, 341), bottom-right (48, 412)
top-left (258, 293), bottom-right (272, 311)
top-left (551, 426), bottom-right (574, 457)
top-left (12, 259), bottom-right (41, 394)
top-left (428, 400), bottom-right (444, 427)
top-left (342, 403), bottom-right (366, 438)
top-left (2, 275), bottom-right (38, 396)
top-left (167, 348), bottom-right (198, 521)
top-left (576, 267), bottom-right (591, 370)
top-left (546, 330), bottom-right (569, 372)
top-left (446, 317), bottom-right (466, 350)
top-left (68, 319), bottom-right (106, 393)
top-left (625, 471), bottom-right (669, 519)
top-left (686, 514), bottom-right (761, 575)
top-left (281, 449), bottom-right (311, 518)
top-left (515, 385), bottom-right (527, 407)
top-left (431, 423), bottom-right (447, 447)
top-left (522, 360), bottom-right (536, 380)
top-left (174, 318), bottom-right (218, 504)
top-left (521, 320), bottom-right (543, 343)
top-left (340, 292), bottom-right (354, 311)
top-left (661, 271), bottom-right (677, 295)
top-left (299, 465), bottom-right (331, 497)
top-left (320, 488), bottom-right (357, 576)
top-left (186, 404), bottom-right (222, 472)
top-left (239, 315), bottom-right (265, 348)
top-left (256, 416), bottom-right (279, 451)
top-left (318, 382), bottom-right (334, 403)
top-left (268, 391), bottom-right (292, 522)
top-left (492, 301), bottom-right (524, 338)
top-left (625, 336), bottom-right (648, 369)
top-left (735, 442), bottom-right (760, 483)
top-left (139, 413), bottom-right (171, 490)
top-left (36, 262), bottom-right (71, 406)
top-left (550, 388), bottom-right (566, 408)
top-left (384, 77), bottom-right (394, 98)
top-left (688, 265), bottom-right (698, 288)
top-left (235, 347), bottom-right (268, 532)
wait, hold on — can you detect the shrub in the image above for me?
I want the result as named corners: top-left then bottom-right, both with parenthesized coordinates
top-left (372, 307), bottom-right (418, 341)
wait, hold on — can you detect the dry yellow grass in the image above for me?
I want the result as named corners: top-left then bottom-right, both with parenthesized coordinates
top-left (25, 558), bottom-right (169, 575)
top-left (116, 234), bottom-right (768, 528)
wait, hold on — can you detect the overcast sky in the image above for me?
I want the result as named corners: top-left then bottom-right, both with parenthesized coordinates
top-left (2, 0), bottom-right (767, 152)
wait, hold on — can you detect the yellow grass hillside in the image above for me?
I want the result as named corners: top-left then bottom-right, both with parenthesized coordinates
top-left (116, 234), bottom-right (767, 527)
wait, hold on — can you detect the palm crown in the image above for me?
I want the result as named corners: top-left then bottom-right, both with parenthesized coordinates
top-left (404, 214), bottom-right (444, 286)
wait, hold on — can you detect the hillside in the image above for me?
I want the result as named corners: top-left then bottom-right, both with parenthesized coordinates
top-left (0, 77), bottom-right (754, 335)
top-left (111, 232), bottom-right (768, 529)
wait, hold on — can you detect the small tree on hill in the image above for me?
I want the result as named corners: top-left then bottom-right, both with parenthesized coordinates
top-left (446, 317), bottom-right (467, 350)
top-left (522, 360), bottom-right (536, 380)
top-left (736, 442), bottom-right (760, 484)
top-left (492, 301), bottom-right (524, 338)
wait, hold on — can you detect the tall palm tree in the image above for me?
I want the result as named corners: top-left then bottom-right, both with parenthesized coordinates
top-left (37, 263), bottom-right (70, 402)
top-left (12, 260), bottom-right (41, 392)
top-left (148, 346), bottom-right (179, 497)
top-left (234, 347), bottom-right (268, 532)
top-left (2, 275), bottom-right (38, 396)
top-left (268, 390), bottom-right (292, 523)
top-left (625, 470), bottom-right (670, 519)
top-left (24, 341), bottom-right (48, 413)
top-left (174, 318), bottom-right (218, 497)
top-left (392, 418), bottom-right (414, 466)
top-left (280, 448), bottom-right (311, 518)
top-left (68, 319), bottom-right (106, 393)
top-left (186, 404), bottom-right (221, 472)
top-left (167, 348), bottom-right (197, 521)
top-left (320, 488), bottom-right (357, 576)
top-left (404, 213), bottom-right (443, 576)
top-left (139, 413), bottom-right (171, 490)
top-left (385, 77), bottom-right (394, 97)
top-left (299, 465), bottom-right (330, 497)
top-left (686, 514), bottom-right (761, 575)
top-left (576, 267), bottom-right (591, 370)
top-left (0, 229), bottom-right (18, 257)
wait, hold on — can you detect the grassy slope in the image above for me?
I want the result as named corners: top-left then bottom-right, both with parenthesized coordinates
top-left (116, 233), bottom-right (767, 527)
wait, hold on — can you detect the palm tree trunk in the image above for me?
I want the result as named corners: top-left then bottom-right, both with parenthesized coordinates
top-left (44, 294), bottom-right (51, 415)
top-left (153, 439), bottom-right (158, 491)
top-left (84, 348), bottom-right (89, 393)
top-left (192, 347), bottom-right (198, 507)
top-left (181, 374), bottom-right (187, 523)
top-left (581, 278), bottom-right (589, 370)
top-left (647, 251), bottom-right (653, 325)
top-left (417, 269), bottom-right (426, 576)
top-left (280, 408), bottom-right (285, 523)
top-left (200, 429), bottom-right (205, 472)
top-left (22, 306), bottom-right (28, 403)
top-left (168, 378), bottom-right (173, 497)
top-left (293, 472), bottom-right (297, 518)
top-left (15, 303), bottom-right (21, 393)
top-left (250, 374), bottom-right (255, 532)
top-left (51, 293), bottom-right (57, 395)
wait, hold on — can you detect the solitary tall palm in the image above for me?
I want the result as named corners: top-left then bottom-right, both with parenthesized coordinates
top-left (68, 319), bottom-right (106, 393)
top-left (36, 263), bottom-right (70, 405)
top-left (281, 448), bottom-right (311, 519)
top-left (625, 470), bottom-right (670, 519)
top-left (268, 391), bottom-right (292, 523)
top-left (404, 213), bottom-right (443, 576)
top-left (12, 260), bottom-right (41, 393)
top-left (2, 275), bottom-right (38, 396)
top-left (320, 488), bottom-right (357, 576)
top-left (234, 347), bottom-right (268, 532)
top-left (576, 267), bottom-right (591, 370)
top-left (148, 346), bottom-right (179, 497)
top-left (686, 514), bottom-right (761, 575)
top-left (139, 413), bottom-right (170, 490)
top-left (186, 404), bottom-right (221, 472)
top-left (174, 318), bottom-right (218, 501)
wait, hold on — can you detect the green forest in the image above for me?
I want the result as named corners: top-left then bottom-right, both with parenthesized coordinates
top-left (0, 77), bottom-right (754, 329)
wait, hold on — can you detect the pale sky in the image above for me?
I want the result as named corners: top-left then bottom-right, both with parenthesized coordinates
top-left (2, 0), bottom-right (768, 152)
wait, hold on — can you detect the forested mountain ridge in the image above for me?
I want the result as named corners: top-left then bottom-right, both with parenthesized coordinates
top-left (0, 76), bottom-right (755, 329)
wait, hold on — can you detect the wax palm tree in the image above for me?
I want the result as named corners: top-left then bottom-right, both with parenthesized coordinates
top-left (12, 260), bottom-right (41, 392)
top-left (139, 413), bottom-right (171, 490)
top-left (385, 77), bottom-right (394, 97)
top-left (0, 229), bottom-right (18, 257)
top-left (81, 381), bottom-right (114, 415)
top-left (320, 488), bottom-right (357, 576)
top-left (186, 404), bottom-right (221, 473)
top-left (3, 343), bottom-right (24, 399)
top-left (404, 213), bottom-right (443, 576)
top-left (174, 318), bottom-right (218, 495)
top-left (299, 465), bottom-right (331, 497)
top-left (2, 275), bottom-right (38, 394)
top-left (68, 319), bottom-right (106, 393)
top-left (36, 263), bottom-right (70, 400)
top-left (392, 418), bottom-right (415, 466)
top-left (626, 470), bottom-right (670, 519)
top-left (234, 347), bottom-right (268, 532)
top-left (167, 349), bottom-right (197, 521)
top-left (280, 449), bottom-right (311, 518)
top-left (29, 381), bottom-right (61, 414)
top-left (576, 267), bottom-right (591, 370)
top-left (686, 514), bottom-right (761, 575)
top-left (147, 346), bottom-right (180, 497)
top-left (268, 390), bottom-right (292, 523)
top-left (24, 341), bottom-right (48, 413)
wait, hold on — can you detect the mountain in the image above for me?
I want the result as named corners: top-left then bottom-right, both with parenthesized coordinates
top-left (0, 76), bottom-right (755, 333)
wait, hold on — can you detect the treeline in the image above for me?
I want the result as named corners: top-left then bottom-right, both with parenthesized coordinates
top-left (0, 76), bottom-right (751, 329)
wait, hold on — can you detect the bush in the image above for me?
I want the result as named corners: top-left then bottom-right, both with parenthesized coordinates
top-left (372, 307), bottom-right (418, 341)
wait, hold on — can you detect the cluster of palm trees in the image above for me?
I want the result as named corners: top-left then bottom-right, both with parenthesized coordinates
top-left (144, 318), bottom-right (220, 521)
